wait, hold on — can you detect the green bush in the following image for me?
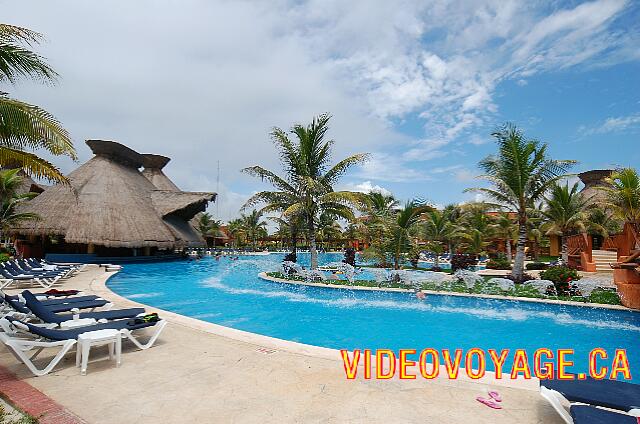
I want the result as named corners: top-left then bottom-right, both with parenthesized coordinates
top-left (486, 257), bottom-right (512, 270)
top-left (540, 265), bottom-right (581, 295)
top-left (526, 262), bottom-right (549, 270)
top-left (0, 253), bottom-right (9, 263)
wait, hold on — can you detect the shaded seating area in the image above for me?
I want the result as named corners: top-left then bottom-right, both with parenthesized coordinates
top-left (0, 284), bottom-right (167, 376)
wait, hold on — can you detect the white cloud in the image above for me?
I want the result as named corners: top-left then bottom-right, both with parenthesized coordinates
top-left (584, 113), bottom-right (640, 134)
top-left (3, 0), bottom-right (637, 212)
top-left (340, 181), bottom-right (392, 196)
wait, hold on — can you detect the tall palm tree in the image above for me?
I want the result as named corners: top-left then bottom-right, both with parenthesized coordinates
top-left (422, 209), bottom-right (455, 268)
top-left (242, 113), bottom-right (369, 269)
top-left (541, 182), bottom-right (589, 264)
top-left (388, 200), bottom-right (432, 269)
top-left (468, 124), bottom-right (575, 281)
top-left (0, 169), bottom-right (39, 240)
top-left (241, 209), bottom-right (267, 251)
top-left (1, 23), bottom-right (76, 184)
top-left (601, 168), bottom-right (640, 248)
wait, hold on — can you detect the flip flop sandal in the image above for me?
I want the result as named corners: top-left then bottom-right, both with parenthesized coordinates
top-left (488, 390), bottom-right (502, 402)
top-left (476, 396), bottom-right (502, 410)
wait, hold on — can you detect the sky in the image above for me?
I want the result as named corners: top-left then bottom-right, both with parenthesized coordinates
top-left (3, 0), bottom-right (640, 221)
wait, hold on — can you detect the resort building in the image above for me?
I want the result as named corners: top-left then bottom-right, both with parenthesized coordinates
top-left (10, 140), bottom-right (216, 262)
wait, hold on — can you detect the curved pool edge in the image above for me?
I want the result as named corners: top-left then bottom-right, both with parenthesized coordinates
top-left (94, 266), bottom-right (539, 391)
top-left (258, 272), bottom-right (634, 312)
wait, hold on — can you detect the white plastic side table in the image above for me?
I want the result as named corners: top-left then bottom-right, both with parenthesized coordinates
top-left (75, 329), bottom-right (122, 375)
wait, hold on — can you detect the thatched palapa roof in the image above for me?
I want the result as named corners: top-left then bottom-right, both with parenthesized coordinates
top-left (11, 140), bottom-right (216, 249)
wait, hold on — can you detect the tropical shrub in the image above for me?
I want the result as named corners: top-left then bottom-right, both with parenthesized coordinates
top-left (540, 265), bottom-right (581, 295)
top-left (486, 256), bottom-right (511, 270)
top-left (0, 253), bottom-right (9, 262)
top-left (526, 262), bottom-right (549, 270)
top-left (451, 254), bottom-right (477, 271)
top-left (283, 251), bottom-right (297, 263)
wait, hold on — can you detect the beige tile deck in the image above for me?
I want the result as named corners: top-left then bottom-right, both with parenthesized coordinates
top-left (1, 266), bottom-right (562, 424)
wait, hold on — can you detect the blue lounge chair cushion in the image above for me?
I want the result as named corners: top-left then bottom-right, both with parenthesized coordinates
top-left (5, 316), bottom-right (157, 341)
top-left (22, 291), bottom-right (145, 324)
top-left (21, 294), bottom-right (100, 306)
top-left (3, 293), bottom-right (105, 314)
top-left (570, 405), bottom-right (638, 423)
top-left (542, 378), bottom-right (640, 411)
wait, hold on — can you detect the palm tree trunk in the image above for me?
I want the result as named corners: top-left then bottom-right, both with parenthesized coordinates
top-left (308, 220), bottom-right (318, 269)
top-left (513, 214), bottom-right (527, 281)
top-left (505, 239), bottom-right (511, 260)
top-left (561, 234), bottom-right (568, 264)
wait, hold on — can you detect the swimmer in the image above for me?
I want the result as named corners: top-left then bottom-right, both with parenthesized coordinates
top-left (416, 291), bottom-right (426, 300)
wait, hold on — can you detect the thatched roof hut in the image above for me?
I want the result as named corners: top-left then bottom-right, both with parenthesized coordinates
top-left (11, 140), bottom-right (216, 254)
top-left (579, 169), bottom-right (613, 204)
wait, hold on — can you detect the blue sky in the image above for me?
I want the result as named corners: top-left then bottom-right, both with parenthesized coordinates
top-left (3, 0), bottom-right (640, 220)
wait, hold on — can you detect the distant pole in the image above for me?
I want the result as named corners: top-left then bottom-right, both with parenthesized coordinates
top-left (216, 160), bottom-right (220, 219)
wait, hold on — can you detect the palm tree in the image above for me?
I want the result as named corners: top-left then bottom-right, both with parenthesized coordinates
top-left (541, 182), bottom-right (589, 264)
top-left (0, 169), bottom-right (39, 240)
top-left (459, 203), bottom-right (494, 256)
top-left (242, 113), bottom-right (369, 269)
top-left (493, 212), bottom-right (516, 260)
top-left (601, 168), bottom-right (640, 248)
top-left (0, 24), bottom-right (77, 184)
top-left (422, 209), bottom-right (455, 268)
top-left (468, 124), bottom-right (575, 281)
top-left (388, 199), bottom-right (432, 269)
top-left (316, 212), bottom-right (343, 250)
top-left (526, 204), bottom-right (545, 262)
top-left (196, 213), bottom-right (222, 247)
top-left (241, 210), bottom-right (267, 251)
top-left (227, 218), bottom-right (246, 248)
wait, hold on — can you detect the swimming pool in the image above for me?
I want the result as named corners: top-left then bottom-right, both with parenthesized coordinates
top-left (107, 253), bottom-right (640, 378)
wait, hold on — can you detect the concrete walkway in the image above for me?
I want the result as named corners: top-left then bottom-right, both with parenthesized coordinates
top-left (1, 266), bottom-right (562, 423)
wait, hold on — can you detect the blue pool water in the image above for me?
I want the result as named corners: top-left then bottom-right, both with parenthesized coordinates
top-left (108, 253), bottom-right (640, 379)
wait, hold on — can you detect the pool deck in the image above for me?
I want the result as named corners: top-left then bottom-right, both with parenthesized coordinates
top-left (0, 266), bottom-right (562, 423)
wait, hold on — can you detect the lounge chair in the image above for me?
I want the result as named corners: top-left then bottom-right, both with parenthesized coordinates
top-left (0, 316), bottom-right (166, 376)
top-left (1, 293), bottom-right (111, 320)
top-left (0, 267), bottom-right (60, 289)
top-left (540, 378), bottom-right (640, 423)
top-left (570, 405), bottom-right (638, 424)
top-left (22, 291), bottom-right (144, 325)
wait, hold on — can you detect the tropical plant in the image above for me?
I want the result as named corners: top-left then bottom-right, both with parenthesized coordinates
top-left (493, 212), bottom-right (516, 260)
top-left (458, 203), bottom-right (494, 256)
top-left (601, 168), bottom-right (640, 246)
top-left (541, 182), bottom-right (589, 264)
top-left (526, 203), bottom-right (545, 261)
top-left (467, 124), bottom-right (575, 281)
top-left (387, 199), bottom-right (432, 269)
top-left (240, 209), bottom-right (267, 250)
top-left (242, 113), bottom-right (369, 269)
top-left (315, 212), bottom-right (343, 250)
top-left (422, 209), bottom-right (456, 268)
top-left (227, 218), bottom-right (246, 248)
top-left (195, 212), bottom-right (222, 247)
top-left (0, 169), bottom-right (39, 239)
top-left (0, 23), bottom-right (77, 184)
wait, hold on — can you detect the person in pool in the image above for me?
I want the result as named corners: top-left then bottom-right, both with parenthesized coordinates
top-left (416, 291), bottom-right (426, 300)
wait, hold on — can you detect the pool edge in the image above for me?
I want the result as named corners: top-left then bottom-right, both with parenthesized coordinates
top-left (257, 272), bottom-right (635, 312)
top-left (95, 267), bottom-right (541, 391)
